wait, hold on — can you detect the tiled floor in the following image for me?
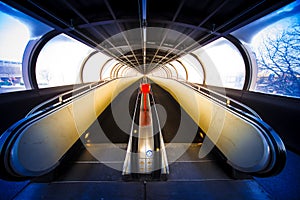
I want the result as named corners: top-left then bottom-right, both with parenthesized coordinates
top-left (2, 143), bottom-right (290, 200)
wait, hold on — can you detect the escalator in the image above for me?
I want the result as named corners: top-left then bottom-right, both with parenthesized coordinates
top-left (0, 76), bottom-right (286, 199)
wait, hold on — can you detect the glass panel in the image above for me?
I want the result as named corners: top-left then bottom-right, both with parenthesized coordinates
top-left (177, 54), bottom-right (204, 84)
top-left (193, 37), bottom-right (246, 89)
top-left (233, 0), bottom-right (300, 98)
top-left (0, 2), bottom-right (52, 93)
top-left (121, 67), bottom-right (139, 77)
top-left (168, 61), bottom-right (188, 81)
top-left (100, 59), bottom-right (119, 80)
top-left (150, 67), bottom-right (168, 78)
top-left (165, 63), bottom-right (178, 79)
top-left (82, 51), bottom-right (111, 82)
top-left (36, 34), bottom-right (93, 88)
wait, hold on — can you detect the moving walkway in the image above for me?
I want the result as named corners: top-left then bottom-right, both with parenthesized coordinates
top-left (122, 81), bottom-right (168, 181)
top-left (0, 76), bottom-right (286, 198)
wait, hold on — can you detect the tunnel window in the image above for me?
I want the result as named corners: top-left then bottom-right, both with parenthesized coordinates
top-left (82, 51), bottom-right (138, 82)
top-left (100, 59), bottom-right (119, 80)
top-left (149, 67), bottom-right (169, 78)
top-left (0, 2), bottom-right (52, 94)
top-left (232, 0), bottom-right (300, 98)
top-left (251, 2), bottom-right (300, 98)
top-left (81, 51), bottom-right (111, 82)
top-left (193, 37), bottom-right (246, 89)
top-left (165, 63), bottom-right (178, 79)
top-left (169, 61), bottom-right (188, 81)
top-left (36, 34), bottom-right (93, 88)
top-left (177, 54), bottom-right (204, 84)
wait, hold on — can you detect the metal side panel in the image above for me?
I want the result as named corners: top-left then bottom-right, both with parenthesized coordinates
top-left (9, 77), bottom-right (141, 177)
top-left (149, 76), bottom-right (272, 173)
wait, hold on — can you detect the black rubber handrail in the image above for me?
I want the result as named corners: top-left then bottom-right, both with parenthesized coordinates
top-left (177, 79), bottom-right (286, 176)
top-left (0, 78), bottom-right (118, 180)
top-left (25, 80), bottom-right (110, 117)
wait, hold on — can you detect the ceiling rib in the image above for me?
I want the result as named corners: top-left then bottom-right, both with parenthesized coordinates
top-left (148, 0), bottom-right (186, 70)
top-left (6, 0), bottom-right (291, 79)
top-left (150, 0), bottom-right (271, 73)
top-left (140, 0), bottom-right (147, 74)
top-left (27, 0), bottom-right (103, 48)
top-left (104, 0), bottom-right (141, 69)
top-left (64, 0), bottom-right (140, 71)
top-left (149, 0), bottom-right (229, 73)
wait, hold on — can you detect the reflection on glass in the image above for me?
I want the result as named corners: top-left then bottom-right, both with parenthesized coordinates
top-left (0, 2), bottom-right (52, 93)
top-left (233, 0), bottom-right (300, 98)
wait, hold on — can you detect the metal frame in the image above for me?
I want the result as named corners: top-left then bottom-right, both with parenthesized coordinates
top-left (22, 30), bottom-right (60, 90)
top-left (79, 50), bottom-right (99, 83)
top-left (225, 35), bottom-right (253, 90)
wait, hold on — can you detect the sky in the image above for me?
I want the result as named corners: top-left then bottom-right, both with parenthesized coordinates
top-left (0, 11), bottom-right (30, 62)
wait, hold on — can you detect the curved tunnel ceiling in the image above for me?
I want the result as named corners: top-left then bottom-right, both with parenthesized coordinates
top-left (3, 0), bottom-right (293, 77)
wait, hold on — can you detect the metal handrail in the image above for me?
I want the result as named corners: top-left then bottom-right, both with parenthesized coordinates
top-left (150, 88), bottom-right (169, 175)
top-left (183, 81), bottom-right (261, 119)
top-left (148, 75), bottom-right (261, 118)
top-left (151, 77), bottom-right (286, 176)
top-left (25, 80), bottom-right (110, 117)
top-left (26, 75), bottom-right (139, 117)
top-left (122, 90), bottom-right (141, 175)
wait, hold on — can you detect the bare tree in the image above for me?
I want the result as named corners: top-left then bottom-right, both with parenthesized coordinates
top-left (256, 24), bottom-right (300, 96)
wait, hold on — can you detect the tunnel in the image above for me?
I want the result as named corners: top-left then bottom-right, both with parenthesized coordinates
top-left (0, 0), bottom-right (300, 199)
